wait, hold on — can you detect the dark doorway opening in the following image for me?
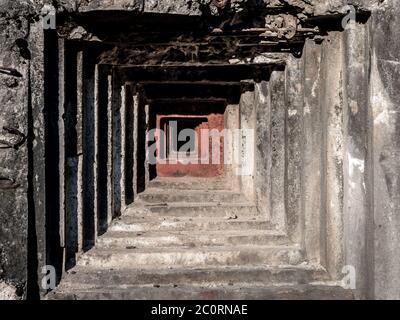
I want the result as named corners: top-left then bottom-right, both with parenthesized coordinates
top-left (161, 117), bottom-right (208, 155)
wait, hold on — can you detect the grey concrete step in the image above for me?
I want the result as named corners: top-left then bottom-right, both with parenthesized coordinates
top-left (51, 175), bottom-right (335, 300)
top-left (110, 217), bottom-right (273, 232)
top-left (138, 190), bottom-right (246, 204)
top-left (97, 230), bottom-right (288, 248)
top-left (50, 265), bottom-right (329, 290)
top-left (77, 245), bottom-right (304, 269)
top-left (131, 202), bottom-right (258, 218)
top-left (48, 283), bottom-right (354, 300)
top-left (147, 178), bottom-right (231, 190)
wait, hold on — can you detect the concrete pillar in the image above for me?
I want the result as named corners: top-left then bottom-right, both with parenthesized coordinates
top-left (285, 54), bottom-right (305, 244)
top-left (82, 48), bottom-right (96, 249)
top-left (76, 50), bottom-right (84, 252)
top-left (112, 70), bottom-right (123, 218)
top-left (238, 83), bottom-right (256, 202)
top-left (269, 71), bottom-right (286, 231)
top-left (224, 104), bottom-right (240, 190)
top-left (96, 65), bottom-right (112, 234)
top-left (133, 89), bottom-right (139, 198)
top-left (0, 12), bottom-right (31, 298)
top-left (107, 74), bottom-right (114, 225)
top-left (302, 39), bottom-right (324, 266)
top-left (254, 81), bottom-right (271, 220)
top-left (322, 32), bottom-right (345, 279)
top-left (343, 21), bottom-right (371, 299)
top-left (120, 85), bottom-right (127, 211)
top-left (93, 64), bottom-right (99, 239)
top-left (123, 83), bottom-right (136, 205)
top-left (370, 2), bottom-right (400, 300)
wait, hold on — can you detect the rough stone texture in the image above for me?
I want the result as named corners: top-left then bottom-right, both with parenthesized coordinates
top-left (0, 0), bottom-right (31, 298)
top-left (49, 178), bottom-right (351, 300)
top-left (1, 0), bottom-right (400, 300)
top-left (0, 281), bottom-right (19, 300)
top-left (267, 71), bottom-right (286, 231)
top-left (322, 31), bottom-right (346, 280)
top-left (285, 54), bottom-right (304, 244)
top-left (369, 0), bottom-right (400, 300)
top-left (254, 81), bottom-right (271, 220)
top-left (302, 38), bottom-right (323, 267)
top-left (343, 19), bottom-right (371, 299)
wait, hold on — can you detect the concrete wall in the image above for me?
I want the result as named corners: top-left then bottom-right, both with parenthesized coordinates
top-left (1, 0), bottom-right (400, 299)
top-left (327, 0), bottom-right (400, 299)
top-left (0, 1), bottom-right (33, 299)
top-left (368, 0), bottom-right (400, 300)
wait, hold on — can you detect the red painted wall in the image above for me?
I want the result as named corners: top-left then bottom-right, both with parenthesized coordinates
top-left (155, 113), bottom-right (225, 177)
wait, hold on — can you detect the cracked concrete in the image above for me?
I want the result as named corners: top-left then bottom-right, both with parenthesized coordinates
top-left (0, 0), bottom-right (400, 300)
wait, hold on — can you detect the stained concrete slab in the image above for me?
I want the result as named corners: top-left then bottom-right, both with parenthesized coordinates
top-left (1, 0), bottom-right (400, 300)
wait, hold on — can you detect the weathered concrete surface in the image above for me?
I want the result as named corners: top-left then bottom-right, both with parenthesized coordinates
top-left (49, 283), bottom-right (354, 300)
top-left (0, 0), bottom-right (31, 298)
top-left (0, 281), bottom-right (19, 300)
top-left (369, 0), bottom-right (400, 300)
top-left (1, 0), bottom-right (382, 17)
top-left (1, 0), bottom-right (400, 301)
top-left (254, 81), bottom-right (271, 221)
top-left (49, 178), bottom-right (352, 300)
top-left (238, 87), bottom-right (256, 202)
top-left (285, 54), bottom-right (304, 244)
top-left (28, 20), bottom-right (48, 299)
top-left (268, 71), bottom-right (286, 231)
top-left (46, 265), bottom-right (331, 287)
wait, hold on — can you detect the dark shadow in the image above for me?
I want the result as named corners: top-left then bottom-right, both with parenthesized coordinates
top-left (137, 97), bottom-right (147, 194)
top-left (82, 48), bottom-right (96, 251)
top-left (124, 84), bottom-right (136, 204)
top-left (148, 103), bottom-right (157, 182)
top-left (64, 42), bottom-right (79, 270)
top-left (112, 73), bottom-right (122, 218)
top-left (96, 66), bottom-right (110, 235)
top-left (43, 30), bottom-right (64, 284)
